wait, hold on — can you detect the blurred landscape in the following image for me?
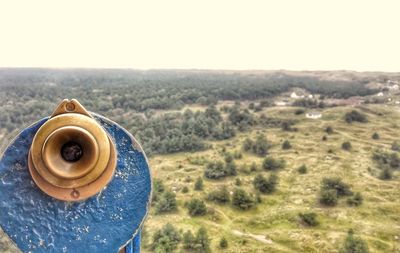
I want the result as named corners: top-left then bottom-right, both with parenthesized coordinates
top-left (1, 68), bottom-right (400, 252)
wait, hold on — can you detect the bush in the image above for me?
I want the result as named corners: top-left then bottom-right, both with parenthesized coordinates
top-left (299, 212), bottom-right (319, 226)
top-left (342, 141), bottom-right (352, 151)
top-left (326, 126), bottom-right (334, 134)
top-left (250, 162), bottom-right (258, 172)
top-left (347, 192), bottom-right (363, 206)
top-left (297, 164), bottom-right (308, 174)
top-left (322, 177), bottom-right (353, 197)
top-left (379, 168), bottom-right (393, 180)
top-left (152, 223), bottom-right (181, 253)
top-left (207, 186), bottom-right (230, 204)
top-left (294, 109), bottom-right (305, 115)
top-left (345, 110), bottom-right (368, 123)
top-left (253, 174), bottom-right (278, 194)
top-left (372, 132), bottom-right (380, 140)
top-left (152, 178), bottom-right (165, 202)
top-left (155, 191), bottom-right (177, 214)
top-left (282, 140), bottom-right (292, 150)
top-left (219, 237), bottom-right (228, 248)
top-left (242, 135), bottom-right (272, 156)
top-left (182, 186), bottom-right (189, 193)
top-left (183, 230), bottom-right (196, 250)
top-left (319, 189), bottom-right (338, 206)
top-left (391, 141), bottom-right (400, 151)
top-left (183, 227), bottom-right (211, 253)
top-left (262, 157), bottom-right (285, 171)
top-left (195, 227), bottom-right (211, 253)
top-left (322, 135), bottom-right (328, 141)
top-left (194, 177), bottom-right (204, 191)
top-left (232, 189), bottom-right (254, 210)
top-left (187, 199), bottom-right (207, 216)
top-left (204, 161), bottom-right (226, 179)
top-left (339, 230), bottom-right (369, 253)
top-left (235, 178), bottom-right (242, 186)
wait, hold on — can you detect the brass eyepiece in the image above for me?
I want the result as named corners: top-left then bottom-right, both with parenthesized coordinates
top-left (28, 99), bottom-right (117, 201)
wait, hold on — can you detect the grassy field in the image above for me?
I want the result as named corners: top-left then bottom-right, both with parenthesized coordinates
top-left (143, 103), bottom-right (400, 253)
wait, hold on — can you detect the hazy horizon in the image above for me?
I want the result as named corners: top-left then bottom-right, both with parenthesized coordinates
top-left (0, 0), bottom-right (399, 72)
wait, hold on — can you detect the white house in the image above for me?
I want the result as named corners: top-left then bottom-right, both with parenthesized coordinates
top-left (275, 101), bottom-right (287, 106)
top-left (377, 92), bottom-right (384, 97)
top-left (306, 111), bottom-right (322, 119)
top-left (290, 92), bottom-right (299, 98)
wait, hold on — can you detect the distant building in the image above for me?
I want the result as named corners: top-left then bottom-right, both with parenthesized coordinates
top-left (377, 92), bottom-right (384, 97)
top-left (275, 101), bottom-right (287, 106)
top-left (290, 92), bottom-right (299, 98)
top-left (308, 94), bottom-right (313, 99)
top-left (306, 111), bottom-right (322, 119)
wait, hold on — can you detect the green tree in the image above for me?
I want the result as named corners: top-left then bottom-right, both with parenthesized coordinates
top-left (339, 230), bottom-right (369, 253)
top-left (232, 188), bottom-right (254, 210)
top-left (152, 223), bottom-right (181, 253)
top-left (319, 189), bottom-right (338, 206)
top-left (299, 212), bottom-right (319, 226)
top-left (326, 126), bottom-right (334, 134)
top-left (262, 157), bottom-right (285, 171)
top-left (345, 110), bottom-right (368, 123)
top-left (194, 227), bottom-right (211, 253)
top-left (379, 168), bottom-right (393, 180)
top-left (282, 140), bottom-right (292, 150)
top-left (219, 237), bottom-right (228, 248)
top-left (297, 164), bottom-right (308, 174)
top-left (194, 177), bottom-right (204, 191)
top-left (342, 141), bottom-right (352, 151)
top-left (253, 174), bottom-right (278, 194)
top-left (207, 186), bottom-right (230, 204)
top-left (321, 177), bottom-right (353, 197)
top-left (372, 132), bottom-right (380, 140)
top-left (347, 192), bottom-right (363, 206)
top-left (155, 191), bottom-right (177, 214)
top-left (187, 199), bottom-right (207, 216)
top-left (183, 230), bottom-right (196, 250)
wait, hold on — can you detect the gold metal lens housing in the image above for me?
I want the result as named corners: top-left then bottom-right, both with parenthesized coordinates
top-left (28, 99), bottom-right (117, 201)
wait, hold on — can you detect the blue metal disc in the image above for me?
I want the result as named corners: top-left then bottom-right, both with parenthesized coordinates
top-left (0, 114), bottom-right (152, 253)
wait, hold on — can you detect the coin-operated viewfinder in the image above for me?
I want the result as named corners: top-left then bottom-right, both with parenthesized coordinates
top-left (0, 99), bottom-right (152, 253)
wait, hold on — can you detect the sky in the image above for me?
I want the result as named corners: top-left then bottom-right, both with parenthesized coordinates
top-left (0, 0), bottom-right (399, 71)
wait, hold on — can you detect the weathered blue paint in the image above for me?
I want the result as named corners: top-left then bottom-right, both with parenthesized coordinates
top-left (0, 114), bottom-right (151, 253)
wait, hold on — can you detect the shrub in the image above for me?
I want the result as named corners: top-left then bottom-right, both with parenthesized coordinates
top-left (235, 178), bottom-right (242, 186)
top-left (322, 135), bottom-right (328, 141)
top-left (232, 189), bottom-right (254, 210)
top-left (152, 223), bottom-right (181, 253)
top-left (155, 191), bottom-right (177, 214)
top-left (182, 186), bottom-right (189, 193)
top-left (345, 110), bottom-right (368, 123)
top-left (225, 161), bottom-right (237, 176)
top-left (224, 152), bottom-right (234, 163)
top-left (250, 162), bottom-right (258, 172)
top-left (299, 212), bottom-right (319, 226)
top-left (372, 132), bottom-right (380, 140)
top-left (322, 177), bottom-right (353, 197)
top-left (219, 237), bottom-right (228, 248)
top-left (262, 157), bottom-right (285, 171)
top-left (342, 141), bottom-right (352, 151)
top-left (194, 177), bottom-right (204, 191)
top-left (183, 230), bottom-right (196, 250)
top-left (204, 161), bottom-right (226, 179)
top-left (326, 126), bottom-right (334, 134)
top-left (207, 186), bottom-right (230, 204)
top-left (233, 151), bottom-right (243, 159)
top-left (379, 168), bottom-right (393, 180)
top-left (183, 227), bottom-right (211, 253)
top-left (347, 192), bottom-right (363, 206)
top-left (297, 164), bottom-right (308, 174)
top-left (391, 141), bottom-right (400, 151)
top-left (187, 199), bottom-right (207, 216)
top-left (282, 140), bottom-right (292, 150)
top-left (152, 178), bottom-right (165, 202)
top-left (295, 109), bottom-right (305, 115)
top-left (339, 230), bottom-right (369, 253)
top-left (252, 135), bottom-right (271, 156)
top-left (195, 227), bottom-right (211, 253)
top-left (319, 189), bottom-right (338, 206)
top-left (253, 174), bottom-right (278, 194)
